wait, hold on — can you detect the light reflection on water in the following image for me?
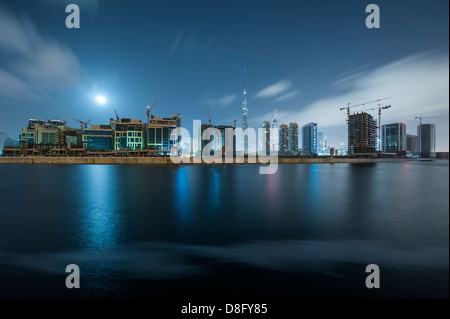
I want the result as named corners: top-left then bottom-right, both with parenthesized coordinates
top-left (78, 165), bottom-right (123, 251)
top-left (0, 161), bottom-right (448, 298)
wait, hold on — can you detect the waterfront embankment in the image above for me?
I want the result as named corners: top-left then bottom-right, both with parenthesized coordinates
top-left (0, 156), bottom-right (412, 165)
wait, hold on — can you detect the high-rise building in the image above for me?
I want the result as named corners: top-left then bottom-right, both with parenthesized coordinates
top-left (288, 122), bottom-right (298, 153)
top-left (261, 121), bottom-right (270, 155)
top-left (348, 112), bottom-right (377, 154)
top-left (199, 124), bottom-right (234, 156)
top-left (270, 109), bottom-right (278, 152)
top-left (0, 131), bottom-right (6, 155)
top-left (110, 118), bottom-right (145, 150)
top-left (217, 124), bottom-right (236, 155)
top-left (146, 115), bottom-right (178, 152)
top-left (279, 124), bottom-right (289, 153)
top-left (381, 122), bottom-right (407, 152)
top-left (417, 124), bottom-right (436, 155)
top-left (317, 132), bottom-right (327, 155)
top-left (241, 69), bottom-right (248, 154)
top-left (19, 119), bottom-right (62, 146)
top-left (406, 134), bottom-right (418, 153)
top-left (82, 125), bottom-right (113, 151)
top-left (302, 122), bottom-right (318, 155)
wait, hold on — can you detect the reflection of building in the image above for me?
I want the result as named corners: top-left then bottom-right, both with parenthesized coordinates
top-left (288, 122), bottom-right (298, 153)
top-left (82, 125), bottom-right (113, 150)
top-left (302, 122), bottom-right (318, 155)
top-left (417, 124), bottom-right (436, 156)
top-left (279, 124), bottom-right (289, 153)
top-left (381, 122), bottom-right (406, 152)
top-left (406, 134), bottom-right (418, 153)
top-left (348, 112), bottom-right (377, 154)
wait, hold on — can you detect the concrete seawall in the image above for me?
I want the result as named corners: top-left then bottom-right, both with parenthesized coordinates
top-left (0, 156), bottom-right (411, 165)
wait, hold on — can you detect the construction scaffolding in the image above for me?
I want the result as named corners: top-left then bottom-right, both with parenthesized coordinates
top-left (348, 112), bottom-right (378, 154)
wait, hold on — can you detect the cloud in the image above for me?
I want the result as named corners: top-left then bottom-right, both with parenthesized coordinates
top-left (169, 28), bottom-right (183, 56)
top-left (267, 53), bottom-right (449, 150)
top-left (39, 0), bottom-right (99, 12)
top-left (0, 6), bottom-right (81, 101)
top-left (274, 90), bottom-right (300, 102)
top-left (203, 93), bottom-right (237, 109)
top-left (255, 80), bottom-right (292, 98)
top-left (217, 93), bottom-right (237, 107)
top-left (169, 25), bottom-right (218, 59)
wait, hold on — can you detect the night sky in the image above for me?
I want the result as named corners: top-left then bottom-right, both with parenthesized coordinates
top-left (0, 0), bottom-right (448, 150)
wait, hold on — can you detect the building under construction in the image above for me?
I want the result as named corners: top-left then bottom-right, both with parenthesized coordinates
top-left (348, 112), bottom-right (378, 154)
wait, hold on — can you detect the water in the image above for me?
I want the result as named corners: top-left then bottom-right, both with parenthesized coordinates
top-left (0, 161), bottom-right (448, 298)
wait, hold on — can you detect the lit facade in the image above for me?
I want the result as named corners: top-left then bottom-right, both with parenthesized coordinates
top-left (381, 122), bottom-right (407, 152)
top-left (288, 122), bottom-right (298, 153)
top-left (82, 125), bottom-right (113, 151)
top-left (279, 124), bottom-right (289, 153)
top-left (302, 122), bottom-right (318, 155)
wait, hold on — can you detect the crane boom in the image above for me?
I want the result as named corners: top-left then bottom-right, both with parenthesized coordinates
top-left (146, 101), bottom-right (159, 122)
top-left (207, 104), bottom-right (211, 125)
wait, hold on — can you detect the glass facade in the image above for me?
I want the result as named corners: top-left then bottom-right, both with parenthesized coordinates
top-left (381, 123), bottom-right (406, 152)
top-left (302, 122), bottom-right (318, 155)
top-left (83, 129), bottom-right (113, 150)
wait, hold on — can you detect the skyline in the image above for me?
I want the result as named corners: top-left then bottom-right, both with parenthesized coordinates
top-left (0, 0), bottom-right (448, 151)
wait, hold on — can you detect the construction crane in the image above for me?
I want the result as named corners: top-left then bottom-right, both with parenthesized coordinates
top-left (415, 115), bottom-right (441, 127)
top-left (230, 120), bottom-right (237, 128)
top-left (340, 97), bottom-right (391, 153)
top-left (65, 115), bottom-right (91, 130)
top-left (206, 104), bottom-right (212, 125)
top-left (340, 97), bottom-right (392, 116)
top-left (415, 115), bottom-right (441, 153)
top-left (54, 117), bottom-right (68, 125)
top-left (114, 109), bottom-right (120, 122)
top-left (146, 101), bottom-right (158, 122)
top-left (362, 104), bottom-right (392, 151)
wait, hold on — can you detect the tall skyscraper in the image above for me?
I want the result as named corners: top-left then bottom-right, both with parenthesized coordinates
top-left (0, 131), bottom-right (6, 155)
top-left (417, 124), bottom-right (436, 155)
top-left (270, 108), bottom-right (278, 152)
top-left (262, 121), bottom-right (270, 155)
top-left (317, 132), bottom-right (327, 155)
top-left (406, 134), bottom-right (418, 153)
top-left (279, 124), bottom-right (289, 153)
top-left (288, 122), bottom-right (298, 153)
top-left (302, 122), bottom-right (318, 155)
top-left (381, 122), bottom-right (407, 152)
top-left (242, 68), bottom-right (248, 154)
top-left (348, 112), bottom-right (377, 154)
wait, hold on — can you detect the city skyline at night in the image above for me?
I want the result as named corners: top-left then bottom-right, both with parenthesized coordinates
top-left (0, 0), bottom-right (448, 152)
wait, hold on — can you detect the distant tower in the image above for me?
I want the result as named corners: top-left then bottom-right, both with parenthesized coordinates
top-left (270, 108), bottom-right (278, 152)
top-left (242, 68), bottom-right (248, 153)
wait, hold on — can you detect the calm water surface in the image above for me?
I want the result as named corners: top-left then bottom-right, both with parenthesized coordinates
top-left (0, 161), bottom-right (448, 298)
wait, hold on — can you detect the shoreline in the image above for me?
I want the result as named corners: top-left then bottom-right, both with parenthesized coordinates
top-left (0, 156), bottom-right (417, 165)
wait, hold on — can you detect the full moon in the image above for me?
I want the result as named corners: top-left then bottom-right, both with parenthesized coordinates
top-left (96, 95), bottom-right (106, 104)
